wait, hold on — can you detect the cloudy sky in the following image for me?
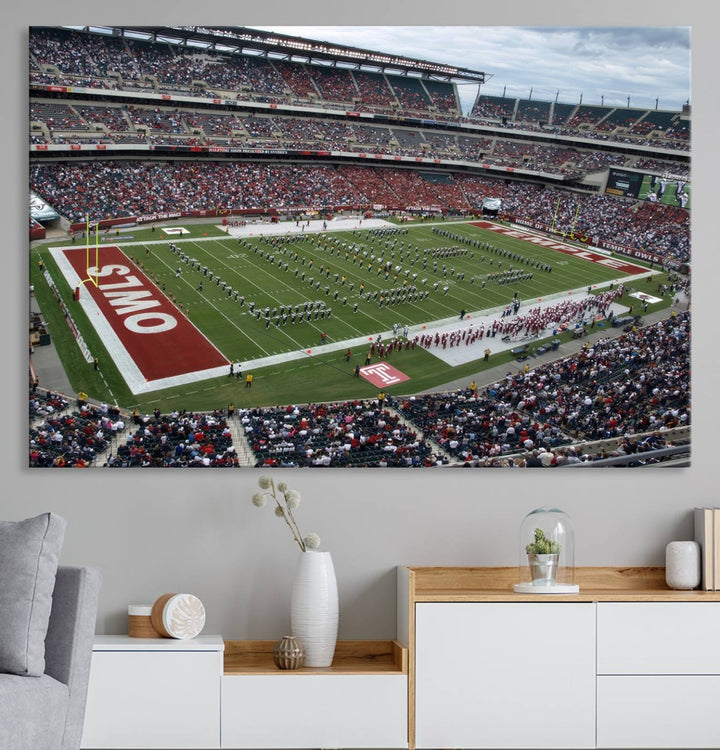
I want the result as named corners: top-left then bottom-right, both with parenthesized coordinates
top-left (253, 26), bottom-right (691, 115)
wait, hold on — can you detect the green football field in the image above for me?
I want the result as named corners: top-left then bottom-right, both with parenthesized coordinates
top-left (120, 222), bottom-right (631, 360)
top-left (31, 218), bottom-right (665, 413)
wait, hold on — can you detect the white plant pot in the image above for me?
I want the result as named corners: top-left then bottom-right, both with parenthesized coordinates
top-left (290, 550), bottom-right (338, 667)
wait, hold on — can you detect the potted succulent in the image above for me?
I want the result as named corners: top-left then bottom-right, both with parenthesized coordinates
top-left (525, 527), bottom-right (561, 584)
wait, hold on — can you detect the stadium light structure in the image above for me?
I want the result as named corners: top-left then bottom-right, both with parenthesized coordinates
top-left (66, 25), bottom-right (488, 84)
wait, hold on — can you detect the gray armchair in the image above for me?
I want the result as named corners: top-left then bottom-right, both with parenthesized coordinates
top-left (0, 566), bottom-right (102, 750)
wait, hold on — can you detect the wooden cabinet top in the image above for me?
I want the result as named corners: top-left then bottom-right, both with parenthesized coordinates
top-left (401, 566), bottom-right (720, 602)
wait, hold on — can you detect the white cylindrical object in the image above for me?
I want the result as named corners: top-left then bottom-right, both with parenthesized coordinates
top-left (128, 604), bottom-right (153, 617)
top-left (665, 540), bottom-right (701, 590)
top-left (291, 550), bottom-right (338, 667)
top-left (128, 604), bottom-right (159, 638)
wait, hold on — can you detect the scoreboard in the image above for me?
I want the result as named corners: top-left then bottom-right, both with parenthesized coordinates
top-left (605, 168), bottom-right (644, 198)
top-left (605, 168), bottom-right (691, 209)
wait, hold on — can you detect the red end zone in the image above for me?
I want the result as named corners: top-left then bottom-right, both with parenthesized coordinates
top-left (469, 221), bottom-right (648, 274)
top-left (59, 245), bottom-right (228, 384)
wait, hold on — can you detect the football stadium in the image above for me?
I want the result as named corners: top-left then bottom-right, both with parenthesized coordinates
top-left (28, 26), bottom-right (691, 468)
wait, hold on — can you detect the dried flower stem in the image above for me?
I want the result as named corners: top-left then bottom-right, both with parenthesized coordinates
top-left (252, 475), bottom-right (320, 552)
top-left (269, 479), bottom-right (306, 551)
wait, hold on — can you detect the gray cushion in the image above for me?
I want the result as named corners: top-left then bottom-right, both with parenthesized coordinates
top-left (0, 513), bottom-right (66, 676)
top-left (0, 673), bottom-right (68, 750)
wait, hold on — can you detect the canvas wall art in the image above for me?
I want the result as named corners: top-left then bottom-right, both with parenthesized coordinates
top-left (28, 25), bottom-right (690, 468)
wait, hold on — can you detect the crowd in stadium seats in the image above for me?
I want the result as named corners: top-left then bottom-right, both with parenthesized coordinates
top-left (29, 160), bottom-right (690, 262)
top-left (29, 161), bottom-right (367, 221)
top-left (105, 410), bottom-right (239, 467)
top-left (470, 95), bottom-right (516, 120)
top-left (30, 102), bottom-right (86, 131)
top-left (497, 182), bottom-right (690, 263)
top-left (28, 401), bottom-right (124, 467)
top-left (239, 402), bottom-right (442, 468)
top-left (274, 59), bottom-right (317, 100)
top-left (29, 94), bottom-right (689, 184)
top-left (312, 66), bottom-right (359, 103)
top-left (76, 104), bottom-right (132, 131)
top-left (496, 123), bottom-right (692, 152)
top-left (397, 312), bottom-right (689, 466)
top-left (30, 26), bottom-right (692, 157)
top-left (29, 28), bottom-right (461, 118)
top-left (468, 96), bottom-right (689, 151)
top-left (29, 311), bottom-right (688, 468)
top-left (29, 390), bottom-right (70, 420)
top-left (633, 158), bottom-right (690, 178)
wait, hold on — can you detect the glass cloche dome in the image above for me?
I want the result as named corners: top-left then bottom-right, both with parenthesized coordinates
top-left (514, 506), bottom-right (579, 593)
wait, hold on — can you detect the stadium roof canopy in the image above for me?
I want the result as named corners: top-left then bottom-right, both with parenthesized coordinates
top-left (62, 25), bottom-right (488, 84)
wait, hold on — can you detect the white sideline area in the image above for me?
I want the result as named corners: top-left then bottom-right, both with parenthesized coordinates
top-left (221, 214), bottom-right (393, 237)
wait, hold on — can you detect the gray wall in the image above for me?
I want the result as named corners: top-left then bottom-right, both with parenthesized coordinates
top-left (4, 469), bottom-right (710, 639)
top-left (7, 2), bottom-right (719, 641)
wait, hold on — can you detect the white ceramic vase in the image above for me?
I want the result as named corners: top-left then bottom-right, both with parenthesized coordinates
top-left (290, 550), bottom-right (338, 667)
top-left (665, 540), bottom-right (701, 590)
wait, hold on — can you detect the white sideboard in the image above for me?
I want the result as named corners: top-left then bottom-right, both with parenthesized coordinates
top-left (399, 566), bottom-right (720, 750)
top-left (80, 635), bottom-right (224, 749)
top-left (81, 570), bottom-right (720, 750)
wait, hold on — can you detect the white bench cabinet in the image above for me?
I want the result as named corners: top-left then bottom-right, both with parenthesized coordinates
top-left (80, 635), bottom-right (224, 749)
top-left (222, 673), bottom-right (407, 748)
top-left (221, 639), bottom-right (408, 749)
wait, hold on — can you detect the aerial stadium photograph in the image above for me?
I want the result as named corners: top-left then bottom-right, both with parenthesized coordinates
top-left (28, 23), bottom-right (691, 468)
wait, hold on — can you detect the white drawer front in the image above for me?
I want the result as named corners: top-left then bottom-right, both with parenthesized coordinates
top-left (597, 675), bottom-right (720, 748)
top-left (415, 602), bottom-right (596, 749)
top-left (222, 673), bottom-right (407, 748)
top-left (81, 650), bottom-right (222, 748)
top-left (597, 602), bottom-right (720, 674)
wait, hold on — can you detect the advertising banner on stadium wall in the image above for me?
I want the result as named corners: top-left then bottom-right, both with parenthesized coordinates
top-left (136, 211), bottom-right (183, 224)
top-left (595, 240), bottom-right (667, 267)
top-left (471, 221), bottom-right (648, 275)
top-left (509, 216), bottom-right (591, 244)
top-left (43, 271), bottom-right (93, 363)
top-left (508, 218), bottom-right (668, 266)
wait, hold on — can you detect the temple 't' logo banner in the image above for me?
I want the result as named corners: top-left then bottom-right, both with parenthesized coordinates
top-left (360, 362), bottom-right (410, 387)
